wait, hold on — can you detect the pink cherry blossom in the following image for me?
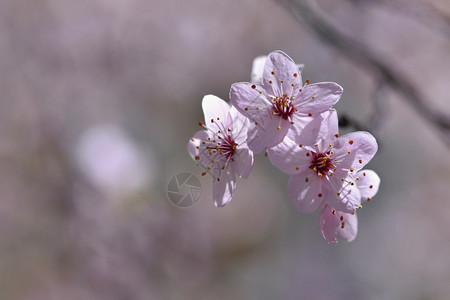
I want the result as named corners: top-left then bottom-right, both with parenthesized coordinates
top-left (188, 95), bottom-right (254, 207)
top-left (267, 109), bottom-right (378, 213)
top-left (230, 50), bottom-right (342, 153)
top-left (318, 169), bottom-right (381, 243)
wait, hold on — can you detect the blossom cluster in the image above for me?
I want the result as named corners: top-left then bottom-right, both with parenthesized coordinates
top-left (188, 51), bottom-right (380, 243)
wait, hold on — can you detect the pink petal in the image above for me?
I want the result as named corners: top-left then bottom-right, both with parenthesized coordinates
top-left (319, 205), bottom-right (340, 243)
top-left (187, 130), bottom-right (210, 165)
top-left (262, 51), bottom-right (302, 97)
top-left (321, 109), bottom-right (339, 141)
top-left (252, 54), bottom-right (304, 84)
top-left (230, 82), bottom-right (271, 120)
top-left (247, 116), bottom-right (290, 153)
top-left (202, 95), bottom-right (231, 130)
top-left (229, 106), bottom-right (250, 144)
top-left (286, 113), bottom-right (313, 141)
top-left (319, 205), bottom-right (358, 243)
top-left (234, 146), bottom-right (254, 179)
top-left (336, 211), bottom-right (358, 242)
top-left (296, 82), bottom-right (342, 115)
top-left (333, 131), bottom-right (378, 172)
top-left (288, 109), bottom-right (338, 145)
top-left (356, 169), bottom-right (380, 203)
top-left (267, 137), bottom-right (310, 175)
top-left (213, 165), bottom-right (237, 207)
top-left (326, 175), bottom-right (361, 213)
top-left (287, 173), bottom-right (326, 213)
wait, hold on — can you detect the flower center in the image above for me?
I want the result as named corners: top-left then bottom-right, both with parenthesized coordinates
top-left (271, 94), bottom-right (296, 120)
top-left (203, 131), bottom-right (237, 170)
top-left (310, 152), bottom-right (334, 177)
top-left (217, 134), bottom-right (237, 160)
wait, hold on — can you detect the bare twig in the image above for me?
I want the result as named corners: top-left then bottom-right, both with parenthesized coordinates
top-left (339, 81), bottom-right (388, 140)
top-left (352, 0), bottom-right (450, 39)
top-left (278, 0), bottom-right (450, 147)
top-left (370, 81), bottom-right (389, 136)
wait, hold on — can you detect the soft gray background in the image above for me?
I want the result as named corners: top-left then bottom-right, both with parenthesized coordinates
top-left (0, 0), bottom-right (449, 299)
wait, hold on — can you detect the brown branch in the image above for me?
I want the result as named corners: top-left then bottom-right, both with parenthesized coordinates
top-left (278, 0), bottom-right (450, 147)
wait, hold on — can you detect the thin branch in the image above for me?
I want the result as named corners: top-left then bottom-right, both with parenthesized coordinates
top-left (278, 0), bottom-right (450, 147)
top-left (370, 81), bottom-right (389, 136)
top-left (339, 81), bottom-right (388, 141)
top-left (352, 0), bottom-right (450, 39)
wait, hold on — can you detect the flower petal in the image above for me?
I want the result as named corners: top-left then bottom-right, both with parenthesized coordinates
top-left (318, 204), bottom-right (340, 243)
top-left (319, 205), bottom-right (358, 243)
top-left (326, 175), bottom-right (361, 213)
top-left (296, 82), bottom-right (342, 115)
top-left (287, 173), bottom-right (326, 213)
top-left (229, 105), bottom-right (250, 144)
top-left (267, 137), bottom-right (310, 175)
top-left (247, 116), bottom-right (290, 153)
top-left (321, 109), bottom-right (339, 141)
top-left (288, 109), bottom-right (338, 145)
top-left (252, 54), bottom-right (305, 84)
top-left (213, 165), bottom-right (236, 207)
top-left (356, 169), bottom-right (380, 203)
top-left (187, 130), bottom-right (210, 165)
top-left (336, 211), bottom-right (358, 242)
top-left (251, 55), bottom-right (267, 83)
top-left (202, 95), bottom-right (231, 130)
top-left (230, 82), bottom-right (271, 120)
top-left (234, 145), bottom-right (254, 179)
top-left (262, 51), bottom-right (302, 97)
top-left (333, 131), bottom-right (378, 172)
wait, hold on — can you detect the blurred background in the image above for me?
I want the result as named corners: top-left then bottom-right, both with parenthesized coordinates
top-left (0, 0), bottom-right (449, 299)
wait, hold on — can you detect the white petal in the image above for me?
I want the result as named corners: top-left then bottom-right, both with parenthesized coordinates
top-left (267, 137), bottom-right (310, 175)
top-left (202, 95), bottom-right (231, 130)
top-left (230, 82), bottom-right (271, 121)
top-left (187, 130), bottom-right (210, 165)
top-left (297, 82), bottom-right (342, 114)
top-left (262, 51), bottom-right (302, 97)
top-left (287, 173), bottom-right (326, 213)
top-left (319, 205), bottom-right (339, 243)
top-left (213, 165), bottom-right (236, 207)
top-left (229, 105), bottom-right (250, 144)
top-left (333, 131), bottom-right (378, 172)
top-left (234, 146), bottom-right (254, 179)
top-left (326, 176), bottom-right (361, 213)
top-left (288, 109), bottom-right (338, 146)
top-left (319, 205), bottom-right (358, 243)
top-left (356, 169), bottom-right (380, 203)
top-left (247, 116), bottom-right (290, 153)
top-left (251, 55), bottom-right (267, 83)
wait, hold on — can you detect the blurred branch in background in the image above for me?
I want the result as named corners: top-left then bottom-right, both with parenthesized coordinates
top-left (278, 0), bottom-right (450, 148)
top-left (351, 0), bottom-right (450, 39)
